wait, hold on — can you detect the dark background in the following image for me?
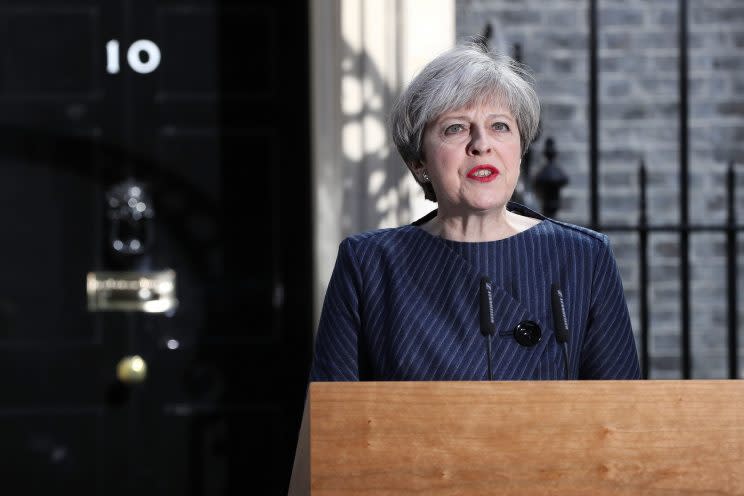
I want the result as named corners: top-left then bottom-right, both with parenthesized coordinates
top-left (0, 0), bottom-right (312, 494)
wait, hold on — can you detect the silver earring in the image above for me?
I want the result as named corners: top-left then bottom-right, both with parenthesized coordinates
top-left (421, 170), bottom-right (430, 183)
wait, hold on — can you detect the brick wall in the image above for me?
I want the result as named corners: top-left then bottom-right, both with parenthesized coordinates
top-left (456, 0), bottom-right (744, 378)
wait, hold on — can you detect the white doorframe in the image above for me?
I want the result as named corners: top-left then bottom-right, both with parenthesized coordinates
top-left (309, 0), bottom-right (455, 327)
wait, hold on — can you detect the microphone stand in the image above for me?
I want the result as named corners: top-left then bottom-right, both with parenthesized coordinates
top-left (480, 277), bottom-right (496, 381)
top-left (551, 284), bottom-right (571, 379)
top-left (486, 335), bottom-right (493, 381)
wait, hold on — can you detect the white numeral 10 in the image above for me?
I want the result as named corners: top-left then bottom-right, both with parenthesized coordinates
top-left (106, 39), bottom-right (161, 74)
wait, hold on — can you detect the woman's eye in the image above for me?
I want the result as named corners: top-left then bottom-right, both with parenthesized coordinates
top-left (492, 121), bottom-right (510, 131)
top-left (444, 124), bottom-right (465, 135)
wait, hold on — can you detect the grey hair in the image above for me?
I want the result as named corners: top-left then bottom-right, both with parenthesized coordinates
top-left (390, 42), bottom-right (541, 201)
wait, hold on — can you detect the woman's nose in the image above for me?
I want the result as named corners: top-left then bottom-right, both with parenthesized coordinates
top-left (467, 126), bottom-right (492, 155)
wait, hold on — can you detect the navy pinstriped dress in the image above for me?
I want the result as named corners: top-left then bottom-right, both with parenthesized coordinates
top-left (310, 203), bottom-right (641, 381)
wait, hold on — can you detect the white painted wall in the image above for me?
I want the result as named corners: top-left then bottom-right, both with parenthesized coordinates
top-left (310, 0), bottom-right (455, 329)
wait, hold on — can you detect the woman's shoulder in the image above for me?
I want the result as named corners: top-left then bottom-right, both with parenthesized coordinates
top-left (341, 224), bottom-right (423, 254)
top-left (544, 218), bottom-right (608, 243)
top-left (536, 218), bottom-right (612, 262)
top-left (333, 225), bottom-right (425, 274)
top-left (508, 202), bottom-right (607, 248)
top-left (506, 201), bottom-right (609, 254)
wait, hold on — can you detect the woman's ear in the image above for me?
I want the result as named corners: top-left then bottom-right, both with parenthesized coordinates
top-left (408, 160), bottom-right (424, 172)
top-left (406, 161), bottom-right (428, 184)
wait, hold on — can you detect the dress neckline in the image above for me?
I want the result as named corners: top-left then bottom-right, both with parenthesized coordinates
top-left (409, 201), bottom-right (548, 245)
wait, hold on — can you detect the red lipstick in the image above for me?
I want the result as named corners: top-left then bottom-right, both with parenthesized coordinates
top-left (466, 165), bottom-right (499, 182)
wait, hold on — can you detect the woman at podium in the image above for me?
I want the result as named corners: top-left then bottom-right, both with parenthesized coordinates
top-left (310, 42), bottom-right (640, 381)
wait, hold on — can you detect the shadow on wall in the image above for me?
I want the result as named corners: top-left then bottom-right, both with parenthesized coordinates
top-left (336, 39), bottom-right (429, 234)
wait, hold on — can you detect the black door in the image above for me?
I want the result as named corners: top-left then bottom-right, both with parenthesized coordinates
top-left (0, 1), bottom-right (312, 494)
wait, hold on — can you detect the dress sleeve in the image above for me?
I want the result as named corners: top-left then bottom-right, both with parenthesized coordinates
top-left (579, 235), bottom-right (641, 379)
top-left (309, 238), bottom-right (364, 381)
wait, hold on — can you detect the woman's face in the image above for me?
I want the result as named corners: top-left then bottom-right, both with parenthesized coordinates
top-left (418, 101), bottom-right (521, 215)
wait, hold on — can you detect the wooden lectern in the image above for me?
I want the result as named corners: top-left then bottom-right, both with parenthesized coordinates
top-left (289, 380), bottom-right (744, 495)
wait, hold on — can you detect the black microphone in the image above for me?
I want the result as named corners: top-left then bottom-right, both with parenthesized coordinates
top-left (551, 284), bottom-right (571, 378)
top-left (480, 277), bottom-right (495, 337)
top-left (479, 277), bottom-right (495, 380)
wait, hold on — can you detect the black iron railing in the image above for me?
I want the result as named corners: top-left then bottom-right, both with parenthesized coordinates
top-left (487, 0), bottom-right (742, 379)
top-left (597, 161), bottom-right (741, 379)
top-left (588, 0), bottom-right (741, 379)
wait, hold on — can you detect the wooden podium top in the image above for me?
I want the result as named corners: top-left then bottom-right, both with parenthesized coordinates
top-left (302, 380), bottom-right (744, 495)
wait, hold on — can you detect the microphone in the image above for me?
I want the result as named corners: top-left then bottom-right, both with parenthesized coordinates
top-left (551, 284), bottom-right (571, 378)
top-left (480, 277), bottom-right (495, 337)
top-left (479, 277), bottom-right (495, 380)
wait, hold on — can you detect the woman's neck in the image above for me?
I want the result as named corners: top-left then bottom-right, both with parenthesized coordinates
top-left (421, 206), bottom-right (540, 242)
